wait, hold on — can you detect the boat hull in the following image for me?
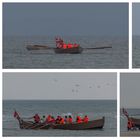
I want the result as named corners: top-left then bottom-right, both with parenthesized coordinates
top-left (52, 117), bottom-right (105, 130)
top-left (129, 117), bottom-right (140, 129)
top-left (54, 47), bottom-right (83, 54)
top-left (19, 120), bottom-right (50, 129)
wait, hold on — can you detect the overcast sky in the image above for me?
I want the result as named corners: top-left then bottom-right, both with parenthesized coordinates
top-left (3, 73), bottom-right (117, 100)
top-left (133, 3), bottom-right (140, 35)
top-left (120, 73), bottom-right (140, 108)
top-left (3, 3), bottom-right (128, 36)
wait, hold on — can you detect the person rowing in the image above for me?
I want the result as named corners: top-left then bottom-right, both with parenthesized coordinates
top-left (41, 115), bottom-right (46, 123)
top-left (64, 116), bottom-right (69, 123)
top-left (33, 113), bottom-right (41, 123)
top-left (74, 43), bottom-right (79, 48)
top-left (46, 115), bottom-right (56, 124)
top-left (55, 37), bottom-right (64, 48)
top-left (59, 117), bottom-right (65, 124)
top-left (68, 115), bottom-right (73, 123)
top-left (49, 116), bottom-right (55, 123)
top-left (76, 115), bottom-right (82, 123)
top-left (83, 115), bottom-right (89, 123)
top-left (67, 43), bottom-right (72, 48)
top-left (55, 116), bottom-right (60, 124)
top-left (34, 115), bottom-right (55, 129)
top-left (127, 119), bottom-right (135, 131)
top-left (63, 44), bottom-right (67, 49)
top-left (46, 115), bottom-right (51, 123)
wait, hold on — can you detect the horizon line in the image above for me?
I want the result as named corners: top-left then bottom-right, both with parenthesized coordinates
top-left (3, 99), bottom-right (116, 101)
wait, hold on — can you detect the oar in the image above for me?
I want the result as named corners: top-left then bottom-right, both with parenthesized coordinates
top-left (25, 123), bottom-right (42, 129)
top-left (26, 45), bottom-right (55, 50)
top-left (34, 123), bottom-right (50, 130)
top-left (84, 46), bottom-right (112, 50)
top-left (42, 47), bottom-right (54, 50)
top-left (22, 122), bottom-right (34, 129)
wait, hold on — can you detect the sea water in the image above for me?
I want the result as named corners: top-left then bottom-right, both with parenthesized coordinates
top-left (3, 36), bottom-right (128, 69)
top-left (3, 100), bottom-right (117, 137)
top-left (133, 35), bottom-right (140, 68)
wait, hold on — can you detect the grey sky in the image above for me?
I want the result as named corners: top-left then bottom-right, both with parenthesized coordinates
top-left (120, 73), bottom-right (140, 108)
top-left (133, 3), bottom-right (140, 35)
top-left (3, 3), bottom-right (128, 36)
top-left (3, 73), bottom-right (117, 100)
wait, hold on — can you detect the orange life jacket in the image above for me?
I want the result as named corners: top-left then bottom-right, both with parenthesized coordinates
top-left (83, 116), bottom-right (89, 123)
top-left (77, 116), bottom-right (82, 123)
top-left (68, 117), bottom-right (73, 123)
top-left (68, 44), bottom-right (73, 48)
top-left (127, 120), bottom-right (132, 129)
top-left (74, 44), bottom-right (79, 48)
top-left (64, 118), bottom-right (69, 123)
top-left (63, 44), bottom-right (67, 49)
top-left (46, 115), bottom-right (51, 123)
top-left (60, 118), bottom-right (65, 124)
top-left (66, 44), bottom-right (70, 48)
top-left (49, 117), bottom-right (55, 123)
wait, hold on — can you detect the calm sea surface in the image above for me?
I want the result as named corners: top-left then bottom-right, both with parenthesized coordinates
top-left (3, 36), bottom-right (128, 68)
top-left (3, 100), bottom-right (117, 137)
top-left (120, 108), bottom-right (140, 132)
top-left (133, 36), bottom-right (140, 68)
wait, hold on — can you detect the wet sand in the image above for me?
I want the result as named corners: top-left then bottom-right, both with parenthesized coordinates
top-left (121, 131), bottom-right (140, 137)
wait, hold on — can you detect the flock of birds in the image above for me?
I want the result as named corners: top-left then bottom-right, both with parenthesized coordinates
top-left (52, 78), bottom-right (110, 94)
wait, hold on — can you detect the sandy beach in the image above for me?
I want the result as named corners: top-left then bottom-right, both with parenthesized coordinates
top-left (121, 131), bottom-right (140, 137)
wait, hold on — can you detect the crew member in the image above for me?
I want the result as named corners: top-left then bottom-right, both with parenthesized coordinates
top-left (68, 115), bottom-right (73, 123)
top-left (74, 43), bottom-right (79, 48)
top-left (46, 115), bottom-right (52, 123)
top-left (127, 120), bottom-right (133, 131)
top-left (64, 116), bottom-right (69, 123)
top-left (63, 44), bottom-right (67, 49)
top-left (49, 116), bottom-right (55, 123)
top-left (33, 114), bottom-right (40, 123)
top-left (41, 115), bottom-right (46, 123)
top-left (55, 116), bottom-right (60, 124)
top-left (67, 43), bottom-right (72, 48)
top-left (83, 115), bottom-right (89, 123)
top-left (76, 116), bottom-right (82, 123)
top-left (60, 117), bottom-right (65, 124)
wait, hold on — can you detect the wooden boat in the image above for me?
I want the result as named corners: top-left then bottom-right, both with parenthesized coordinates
top-left (17, 117), bottom-right (104, 130)
top-left (26, 45), bottom-right (49, 50)
top-left (14, 111), bottom-right (104, 130)
top-left (54, 47), bottom-right (83, 54)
